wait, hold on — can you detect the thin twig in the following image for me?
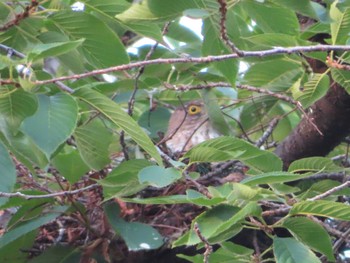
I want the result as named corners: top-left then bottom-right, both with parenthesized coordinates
top-left (217, 0), bottom-right (244, 56)
top-left (157, 97), bottom-right (188, 147)
top-left (222, 112), bottom-right (254, 143)
top-left (332, 225), bottom-right (350, 254)
top-left (185, 173), bottom-right (211, 198)
top-left (156, 146), bottom-right (176, 166)
top-left (0, 184), bottom-right (99, 200)
top-left (198, 160), bottom-right (240, 181)
top-left (0, 1), bottom-right (39, 32)
top-left (181, 117), bottom-right (209, 152)
top-left (0, 44), bottom-right (74, 93)
top-left (122, 23), bottom-right (170, 159)
top-left (255, 117), bottom-right (280, 148)
top-left (308, 180), bottom-right (350, 201)
top-left (326, 55), bottom-right (350, 71)
top-left (261, 206), bottom-right (290, 217)
top-left (127, 22), bottom-right (170, 116)
top-left (165, 82), bottom-right (297, 105)
top-left (119, 132), bottom-right (129, 161)
top-left (194, 222), bottom-right (213, 263)
top-left (305, 172), bottom-right (345, 181)
top-left (33, 45), bottom-right (350, 85)
top-left (310, 216), bottom-right (350, 242)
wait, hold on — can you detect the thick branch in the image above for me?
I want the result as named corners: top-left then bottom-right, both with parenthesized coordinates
top-left (275, 83), bottom-right (350, 169)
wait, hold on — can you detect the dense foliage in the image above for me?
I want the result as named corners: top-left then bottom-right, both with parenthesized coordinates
top-left (0, 0), bottom-right (350, 262)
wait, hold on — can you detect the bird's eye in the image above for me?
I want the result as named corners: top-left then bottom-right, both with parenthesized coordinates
top-left (188, 105), bottom-right (201, 115)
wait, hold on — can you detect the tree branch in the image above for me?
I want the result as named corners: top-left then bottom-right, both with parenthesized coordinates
top-left (308, 180), bottom-right (350, 201)
top-left (33, 45), bottom-right (350, 85)
top-left (217, 0), bottom-right (244, 56)
top-left (0, 184), bottom-right (99, 200)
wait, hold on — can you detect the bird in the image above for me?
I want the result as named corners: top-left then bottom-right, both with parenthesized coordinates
top-left (165, 101), bottom-right (220, 154)
top-left (164, 101), bottom-right (247, 183)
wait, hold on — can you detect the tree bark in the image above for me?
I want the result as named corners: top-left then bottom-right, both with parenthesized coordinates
top-left (275, 82), bottom-right (350, 169)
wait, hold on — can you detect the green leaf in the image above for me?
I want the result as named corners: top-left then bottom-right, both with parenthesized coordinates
top-left (201, 89), bottom-right (231, 136)
top-left (290, 200), bottom-right (350, 221)
top-left (27, 39), bottom-right (84, 62)
top-left (330, 4), bottom-right (350, 45)
top-left (273, 237), bottom-right (321, 263)
top-left (74, 120), bottom-right (112, 170)
top-left (0, 141), bottom-right (16, 206)
top-left (211, 202), bottom-right (261, 239)
top-left (0, 88), bottom-right (37, 131)
top-left (73, 88), bottom-right (162, 165)
top-left (167, 21), bottom-right (202, 44)
top-left (83, 0), bottom-right (131, 16)
top-left (202, 14), bottom-right (238, 85)
top-left (293, 73), bottom-right (329, 108)
top-left (105, 202), bottom-right (163, 251)
top-left (243, 33), bottom-right (302, 48)
top-left (51, 11), bottom-right (129, 68)
top-left (242, 59), bottom-right (303, 91)
top-left (21, 94), bottom-right (78, 158)
top-left (184, 137), bottom-right (282, 173)
top-left (331, 68), bottom-right (350, 94)
top-left (52, 147), bottom-right (90, 184)
top-left (241, 172), bottom-right (311, 186)
top-left (288, 157), bottom-right (343, 173)
top-left (138, 107), bottom-right (171, 138)
top-left (28, 246), bottom-right (81, 263)
top-left (116, 0), bottom-right (198, 22)
top-left (98, 159), bottom-right (152, 199)
top-left (305, 180), bottom-right (350, 198)
top-left (174, 204), bottom-right (240, 246)
top-left (282, 217), bottom-right (335, 261)
top-left (183, 8), bottom-right (210, 19)
top-left (271, 0), bottom-right (318, 19)
top-left (242, 1), bottom-right (299, 35)
top-left (122, 195), bottom-right (188, 205)
top-left (120, 21), bottom-right (164, 42)
top-left (0, 126), bottom-right (48, 169)
top-left (122, 186), bottom-right (226, 206)
top-left (0, 230), bottom-right (37, 262)
top-left (0, 206), bottom-right (68, 249)
top-left (138, 166), bottom-right (182, 188)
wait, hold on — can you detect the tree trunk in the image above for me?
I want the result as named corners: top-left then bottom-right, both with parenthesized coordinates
top-left (275, 82), bottom-right (350, 169)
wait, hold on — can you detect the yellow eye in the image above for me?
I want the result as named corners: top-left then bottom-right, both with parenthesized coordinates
top-left (188, 105), bottom-right (201, 115)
